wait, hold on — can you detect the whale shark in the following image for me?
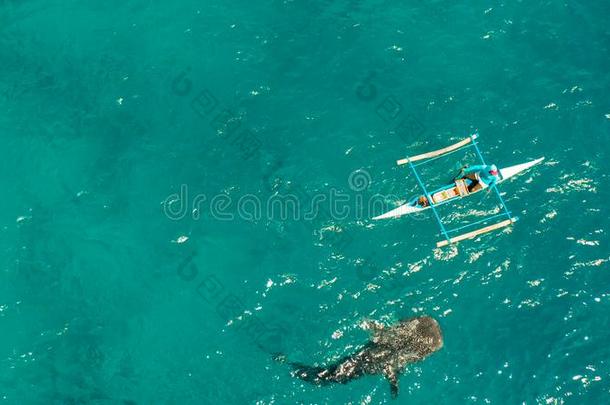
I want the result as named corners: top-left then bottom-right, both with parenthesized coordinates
top-left (279, 316), bottom-right (443, 398)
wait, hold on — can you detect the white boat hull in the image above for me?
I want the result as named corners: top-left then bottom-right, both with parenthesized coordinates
top-left (373, 201), bottom-right (425, 220)
top-left (373, 157), bottom-right (544, 220)
top-left (498, 157), bottom-right (545, 181)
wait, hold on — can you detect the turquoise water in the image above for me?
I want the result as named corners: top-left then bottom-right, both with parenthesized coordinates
top-left (1, 0), bottom-right (610, 403)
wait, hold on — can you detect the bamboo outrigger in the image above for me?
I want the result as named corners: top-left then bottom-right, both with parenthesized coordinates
top-left (374, 134), bottom-right (544, 247)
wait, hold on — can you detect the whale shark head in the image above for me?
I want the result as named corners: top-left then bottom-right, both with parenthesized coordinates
top-left (372, 316), bottom-right (443, 359)
top-left (366, 316), bottom-right (443, 398)
top-left (401, 316), bottom-right (443, 356)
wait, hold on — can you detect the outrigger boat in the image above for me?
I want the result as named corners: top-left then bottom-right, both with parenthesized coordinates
top-left (373, 134), bottom-right (544, 247)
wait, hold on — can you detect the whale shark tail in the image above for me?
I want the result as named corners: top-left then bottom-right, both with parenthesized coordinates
top-left (281, 359), bottom-right (400, 398)
top-left (288, 362), bottom-right (334, 385)
top-left (271, 353), bottom-right (285, 362)
top-left (272, 355), bottom-right (335, 385)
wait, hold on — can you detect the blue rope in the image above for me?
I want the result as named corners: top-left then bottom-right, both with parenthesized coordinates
top-left (470, 135), bottom-right (512, 220)
top-left (407, 159), bottom-right (450, 242)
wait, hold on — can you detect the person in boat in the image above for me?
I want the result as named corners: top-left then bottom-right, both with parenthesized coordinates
top-left (413, 164), bottom-right (500, 208)
top-left (417, 195), bottom-right (430, 207)
top-left (454, 164), bottom-right (500, 192)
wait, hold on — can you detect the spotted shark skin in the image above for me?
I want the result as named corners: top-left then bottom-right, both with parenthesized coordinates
top-left (280, 316), bottom-right (443, 398)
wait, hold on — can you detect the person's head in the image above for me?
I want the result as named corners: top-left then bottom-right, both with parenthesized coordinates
top-left (489, 164), bottom-right (499, 176)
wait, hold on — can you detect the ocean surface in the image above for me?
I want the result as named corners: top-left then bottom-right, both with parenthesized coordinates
top-left (1, 1), bottom-right (609, 403)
